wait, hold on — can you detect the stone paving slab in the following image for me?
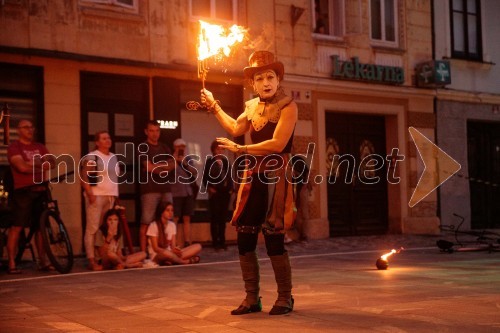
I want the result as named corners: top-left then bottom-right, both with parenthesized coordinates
top-left (1, 234), bottom-right (499, 332)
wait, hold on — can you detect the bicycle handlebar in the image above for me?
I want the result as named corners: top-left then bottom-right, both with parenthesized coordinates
top-left (47, 170), bottom-right (75, 184)
top-left (20, 170), bottom-right (75, 191)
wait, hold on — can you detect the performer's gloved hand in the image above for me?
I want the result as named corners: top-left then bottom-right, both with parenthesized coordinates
top-left (201, 88), bottom-right (215, 108)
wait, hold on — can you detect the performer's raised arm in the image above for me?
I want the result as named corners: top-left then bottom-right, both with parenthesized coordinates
top-left (201, 88), bottom-right (250, 137)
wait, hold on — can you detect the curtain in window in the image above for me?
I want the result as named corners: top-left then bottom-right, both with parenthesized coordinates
top-left (371, 0), bottom-right (395, 42)
top-left (371, 0), bottom-right (382, 40)
top-left (314, 0), bottom-right (343, 37)
top-left (192, 0), bottom-right (233, 21)
top-left (216, 0), bottom-right (232, 21)
top-left (384, 0), bottom-right (395, 41)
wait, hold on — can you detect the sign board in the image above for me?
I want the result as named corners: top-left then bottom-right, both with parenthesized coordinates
top-left (416, 60), bottom-right (451, 87)
top-left (331, 56), bottom-right (405, 85)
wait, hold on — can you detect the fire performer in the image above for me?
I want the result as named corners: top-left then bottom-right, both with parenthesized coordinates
top-left (201, 50), bottom-right (297, 315)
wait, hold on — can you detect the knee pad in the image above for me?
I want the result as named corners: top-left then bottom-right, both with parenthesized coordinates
top-left (237, 232), bottom-right (259, 255)
top-left (265, 233), bottom-right (285, 256)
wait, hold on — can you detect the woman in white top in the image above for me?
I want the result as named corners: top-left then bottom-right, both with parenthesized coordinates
top-left (99, 209), bottom-right (146, 269)
top-left (147, 202), bottom-right (201, 265)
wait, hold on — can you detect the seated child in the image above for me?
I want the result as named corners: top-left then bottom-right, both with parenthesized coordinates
top-left (99, 209), bottom-right (146, 269)
top-left (147, 202), bottom-right (201, 265)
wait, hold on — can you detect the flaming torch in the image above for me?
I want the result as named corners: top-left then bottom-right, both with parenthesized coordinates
top-left (186, 20), bottom-right (246, 111)
top-left (376, 247), bottom-right (404, 270)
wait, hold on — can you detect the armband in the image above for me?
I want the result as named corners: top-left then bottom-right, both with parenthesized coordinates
top-left (236, 144), bottom-right (248, 155)
top-left (208, 100), bottom-right (220, 115)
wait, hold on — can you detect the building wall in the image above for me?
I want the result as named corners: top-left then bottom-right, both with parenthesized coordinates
top-left (436, 99), bottom-right (500, 229)
top-left (0, 0), bottom-right (443, 256)
top-left (433, 0), bottom-right (500, 95)
top-left (280, 0), bottom-right (437, 235)
top-left (433, 0), bottom-right (500, 230)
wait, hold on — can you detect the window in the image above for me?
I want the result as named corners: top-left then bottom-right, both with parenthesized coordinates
top-left (2, 0), bottom-right (22, 5)
top-left (190, 0), bottom-right (236, 22)
top-left (80, 0), bottom-right (138, 12)
top-left (0, 63), bottom-right (44, 189)
top-left (370, 0), bottom-right (397, 45)
top-left (313, 0), bottom-right (344, 38)
top-left (450, 0), bottom-right (482, 60)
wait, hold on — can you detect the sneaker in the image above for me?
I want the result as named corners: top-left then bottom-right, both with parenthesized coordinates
top-left (142, 259), bottom-right (158, 268)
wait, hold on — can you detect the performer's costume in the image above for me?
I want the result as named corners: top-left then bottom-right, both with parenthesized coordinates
top-left (231, 88), bottom-right (296, 316)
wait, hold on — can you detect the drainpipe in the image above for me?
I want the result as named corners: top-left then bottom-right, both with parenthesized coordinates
top-left (430, 1), bottom-right (441, 222)
top-left (431, 0), bottom-right (436, 60)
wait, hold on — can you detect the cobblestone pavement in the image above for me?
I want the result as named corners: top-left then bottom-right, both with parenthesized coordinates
top-left (1, 234), bottom-right (444, 279)
top-left (1, 233), bottom-right (499, 332)
top-left (0, 233), bottom-right (483, 280)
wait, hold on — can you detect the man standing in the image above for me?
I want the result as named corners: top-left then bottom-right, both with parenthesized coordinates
top-left (202, 140), bottom-right (233, 250)
top-left (81, 130), bottom-right (119, 271)
top-left (138, 120), bottom-right (175, 254)
top-left (171, 138), bottom-right (198, 247)
top-left (7, 119), bottom-right (55, 274)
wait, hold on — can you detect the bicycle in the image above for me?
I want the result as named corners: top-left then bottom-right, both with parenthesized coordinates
top-left (10, 173), bottom-right (74, 274)
top-left (437, 213), bottom-right (500, 253)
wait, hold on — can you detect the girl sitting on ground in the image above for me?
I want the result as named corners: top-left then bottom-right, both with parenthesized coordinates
top-left (147, 202), bottom-right (201, 265)
top-left (99, 209), bottom-right (146, 269)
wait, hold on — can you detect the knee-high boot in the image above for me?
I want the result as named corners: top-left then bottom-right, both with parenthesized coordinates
top-left (269, 252), bottom-right (294, 315)
top-left (231, 251), bottom-right (262, 315)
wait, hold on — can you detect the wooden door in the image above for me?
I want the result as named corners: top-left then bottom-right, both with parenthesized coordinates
top-left (325, 113), bottom-right (388, 236)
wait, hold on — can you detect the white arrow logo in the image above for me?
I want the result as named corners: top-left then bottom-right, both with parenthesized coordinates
top-left (408, 127), bottom-right (461, 207)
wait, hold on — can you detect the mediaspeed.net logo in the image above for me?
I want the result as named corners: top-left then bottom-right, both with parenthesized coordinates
top-left (31, 143), bottom-right (403, 185)
top-left (29, 128), bottom-right (461, 206)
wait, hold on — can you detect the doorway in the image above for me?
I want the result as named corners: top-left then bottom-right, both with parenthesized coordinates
top-left (467, 121), bottom-right (500, 229)
top-left (80, 72), bottom-right (149, 246)
top-left (325, 113), bottom-right (388, 236)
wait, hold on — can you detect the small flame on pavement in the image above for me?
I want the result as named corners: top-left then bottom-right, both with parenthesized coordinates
top-left (376, 247), bottom-right (404, 270)
top-left (380, 247), bottom-right (404, 260)
top-left (380, 249), bottom-right (397, 261)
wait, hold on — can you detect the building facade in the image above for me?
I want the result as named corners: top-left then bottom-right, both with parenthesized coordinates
top-left (1, 0), bottom-right (441, 255)
top-left (433, 0), bottom-right (500, 231)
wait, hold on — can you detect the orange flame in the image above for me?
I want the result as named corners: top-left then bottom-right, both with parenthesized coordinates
top-left (380, 247), bottom-right (404, 261)
top-left (197, 20), bottom-right (246, 61)
top-left (380, 249), bottom-right (396, 261)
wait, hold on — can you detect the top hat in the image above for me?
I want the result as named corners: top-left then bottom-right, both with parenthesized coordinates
top-left (243, 51), bottom-right (284, 80)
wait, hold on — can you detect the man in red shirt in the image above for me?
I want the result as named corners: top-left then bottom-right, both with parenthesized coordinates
top-left (7, 119), bottom-right (55, 274)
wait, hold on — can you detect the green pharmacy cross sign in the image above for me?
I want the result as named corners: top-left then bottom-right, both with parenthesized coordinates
top-left (416, 60), bottom-right (451, 87)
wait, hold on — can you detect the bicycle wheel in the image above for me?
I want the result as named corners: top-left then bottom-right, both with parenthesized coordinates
top-left (40, 209), bottom-right (73, 274)
top-left (0, 230), bottom-right (4, 259)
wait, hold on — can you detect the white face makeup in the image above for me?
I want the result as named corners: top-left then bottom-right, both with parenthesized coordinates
top-left (252, 70), bottom-right (279, 100)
